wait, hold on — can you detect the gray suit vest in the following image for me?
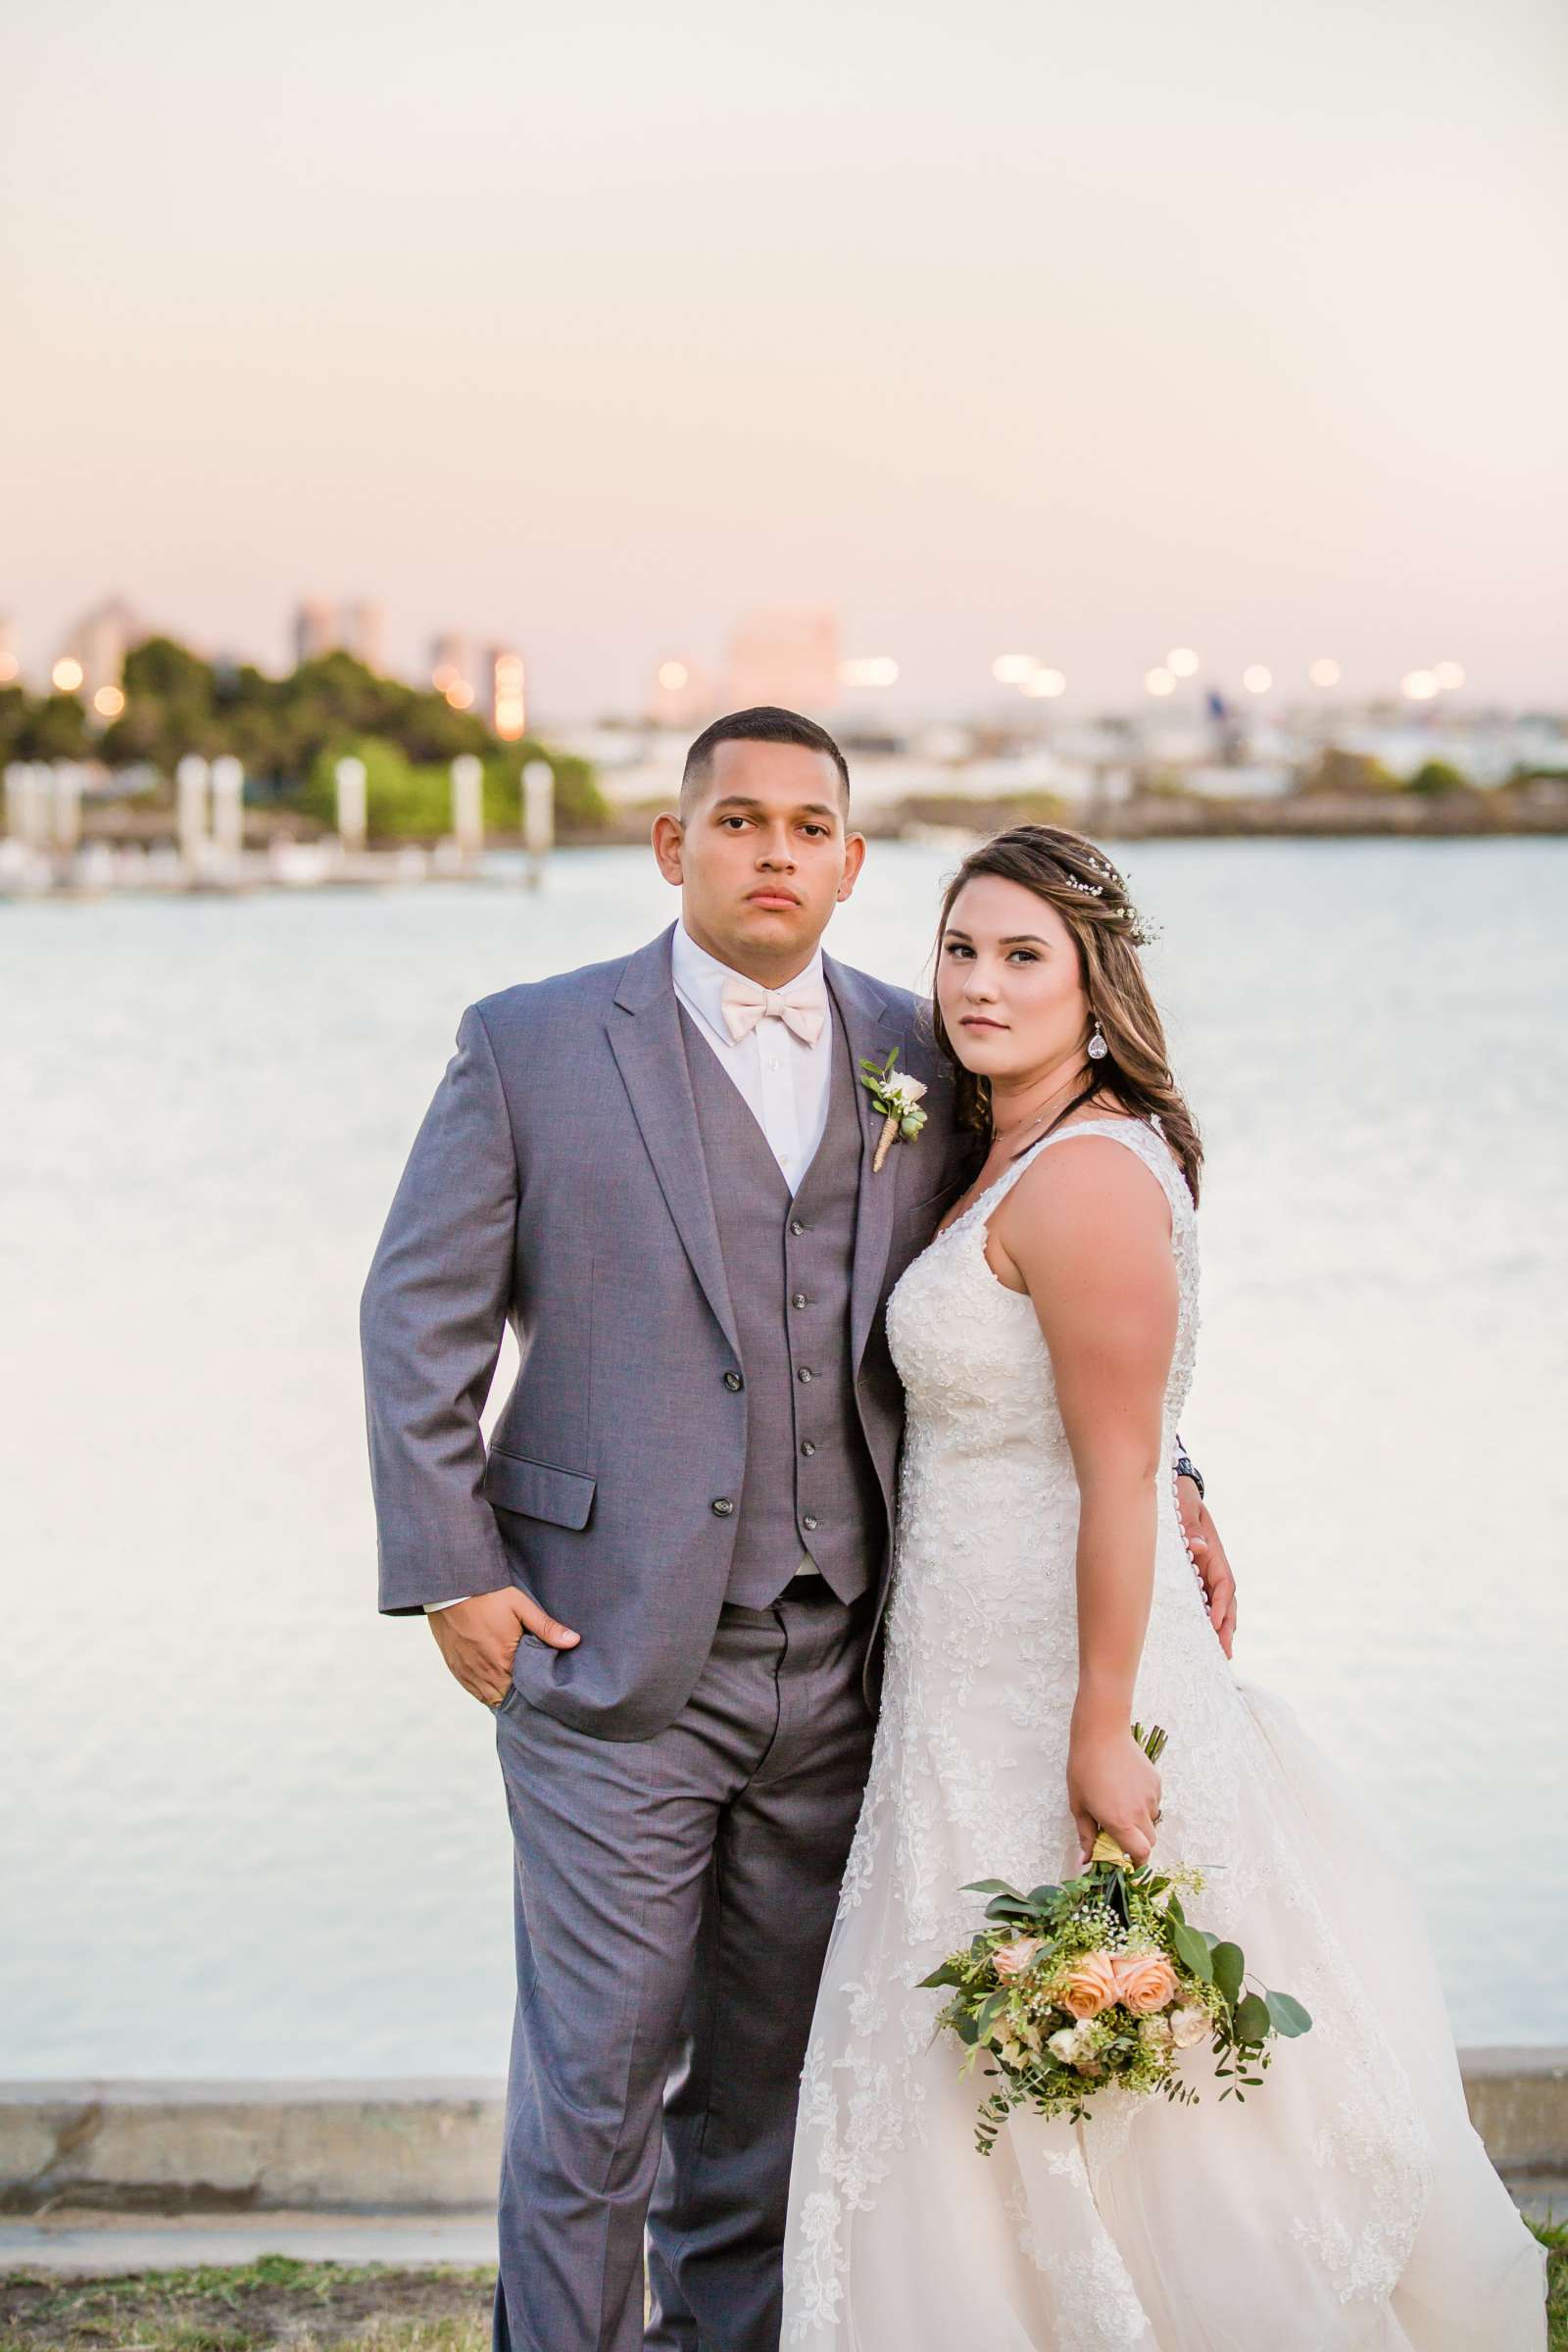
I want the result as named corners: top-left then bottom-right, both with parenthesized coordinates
top-left (678, 1004), bottom-right (881, 1608)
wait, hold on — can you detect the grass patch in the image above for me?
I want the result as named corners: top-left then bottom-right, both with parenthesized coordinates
top-left (0, 2254), bottom-right (493, 2351)
top-left (1537, 2217), bottom-right (1568, 2350)
top-left (3, 2231), bottom-right (1559, 2348)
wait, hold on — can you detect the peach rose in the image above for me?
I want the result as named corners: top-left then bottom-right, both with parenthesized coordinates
top-left (1169, 2004), bottom-right (1209, 2049)
top-left (1111, 1951), bottom-right (1179, 2015)
top-left (1056, 1950), bottom-right (1119, 2021)
top-left (993, 1936), bottom-right (1043, 1982)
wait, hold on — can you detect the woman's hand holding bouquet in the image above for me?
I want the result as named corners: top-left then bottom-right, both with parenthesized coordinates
top-left (1066, 1709), bottom-right (1163, 1865)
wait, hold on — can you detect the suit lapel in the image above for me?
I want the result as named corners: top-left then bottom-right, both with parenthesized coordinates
top-left (608, 926), bottom-right (741, 1363)
top-left (824, 953), bottom-right (906, 1373)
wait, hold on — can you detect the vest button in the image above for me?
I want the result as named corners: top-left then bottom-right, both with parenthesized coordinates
top-left (789, 1219), bottom-right (806, 1236)
top-left (801, 1441), bottom-right (816, 1457)
top-left (797, 1366), bottom-right (813, 1383)
top-left (723, 1370), bottom-right (743, 1391)
top-left (710, 1497), bottom-right (735, 1516)
top-left (802, 1515), bottom-right (818, 1532)
top-left (792, 1293), bottom-right (808, 1309)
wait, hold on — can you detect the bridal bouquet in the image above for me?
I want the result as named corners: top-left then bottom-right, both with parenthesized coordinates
top-left (917, 1726), bottom-right (1312, 2151)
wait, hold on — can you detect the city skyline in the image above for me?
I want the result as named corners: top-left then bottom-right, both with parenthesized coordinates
top-left (2, 588), bottom-right (1516, 728)
top-left (4, 0), bottom-right (1565, 713)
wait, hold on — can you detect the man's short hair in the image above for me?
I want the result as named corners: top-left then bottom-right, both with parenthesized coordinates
top-left (680, 707), bottom-right (851, 817)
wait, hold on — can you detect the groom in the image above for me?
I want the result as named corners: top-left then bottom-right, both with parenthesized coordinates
top-left (361, 707), bottom-right (1235, 2352)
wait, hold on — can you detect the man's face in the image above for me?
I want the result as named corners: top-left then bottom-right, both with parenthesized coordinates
top-left (653, 739), bottom-right (865, 980)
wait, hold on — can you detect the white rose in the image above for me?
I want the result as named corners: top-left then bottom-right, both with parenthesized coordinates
top-left (883, 1074), bottom-right (928, 1112)
top-left (1139, 2013), bottom-right (1173, 2049)
top-left (1047, 2026), bottom-right (1086, 2065)
top-left (1169, 2004), bottom-right (1209, 2049)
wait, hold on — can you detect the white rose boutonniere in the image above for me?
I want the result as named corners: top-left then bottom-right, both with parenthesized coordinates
top-left (858, 1048), bottom-right (929, 1173)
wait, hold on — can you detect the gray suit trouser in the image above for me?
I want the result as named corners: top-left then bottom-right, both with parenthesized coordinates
top-left (491, 1586), bottom-right (876, 2352)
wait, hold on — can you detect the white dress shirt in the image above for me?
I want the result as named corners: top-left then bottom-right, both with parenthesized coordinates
top-left (668, 922), bottom-right (833, 1192)
top-left (426, 924), bottom-right (834, 1613)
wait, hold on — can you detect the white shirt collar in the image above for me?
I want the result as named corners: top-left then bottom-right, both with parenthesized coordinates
top-left (670, 920), bottom-right (827, 1051)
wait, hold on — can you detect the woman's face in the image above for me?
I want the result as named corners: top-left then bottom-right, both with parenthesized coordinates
top-left (937, 873), bottom-right (1091, 1086)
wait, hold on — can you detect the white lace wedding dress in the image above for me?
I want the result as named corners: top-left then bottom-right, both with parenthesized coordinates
top-left (782, 1118), bottom-right (1544, 2349)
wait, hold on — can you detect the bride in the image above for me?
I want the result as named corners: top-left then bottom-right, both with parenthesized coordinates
top-left (781, 825), bottom-right (1544, 2348)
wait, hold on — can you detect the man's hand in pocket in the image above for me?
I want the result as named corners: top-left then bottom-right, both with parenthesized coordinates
top-left (428, 1589), bottom-right (580, 1707)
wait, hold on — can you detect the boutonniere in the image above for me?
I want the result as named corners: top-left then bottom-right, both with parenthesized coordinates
top-left (858, 1048), bottom-right (929, 1172)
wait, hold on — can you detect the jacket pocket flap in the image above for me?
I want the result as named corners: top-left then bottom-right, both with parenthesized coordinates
top-left (483, 1449), bottom-right (596, 1530)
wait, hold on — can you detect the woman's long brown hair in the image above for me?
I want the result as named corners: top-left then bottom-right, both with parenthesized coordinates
top-left (929, 824), bottom-right (1202, 1202)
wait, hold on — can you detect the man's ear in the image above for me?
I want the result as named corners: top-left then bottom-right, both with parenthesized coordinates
top-left (835, 830), bottom-right (868, 903)
top-left (652, 810), bottom-right (685, 885)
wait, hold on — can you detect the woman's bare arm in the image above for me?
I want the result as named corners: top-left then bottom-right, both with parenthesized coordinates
top-left (992, 1136), bottom-right (1179, 1861)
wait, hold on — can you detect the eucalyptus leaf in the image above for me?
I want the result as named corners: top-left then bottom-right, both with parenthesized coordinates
top-left (917, 1963), bottom-right (961, 1989)
top-left (1233, 1992), bottom-right (1271, 2045)
top-left (1025, 1886), bottom-right (1062, 1909)
top-left (1265, 1989), bottom-right (1313, 2038)
top-left (963, 1879), bottom-right (1024, 1901)
top-left (1211, 1941), bottom-right (1245, 2007)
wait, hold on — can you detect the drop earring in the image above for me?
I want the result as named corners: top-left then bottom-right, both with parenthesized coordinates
top-left (1087, 1019), bottom-right (1108, 1061)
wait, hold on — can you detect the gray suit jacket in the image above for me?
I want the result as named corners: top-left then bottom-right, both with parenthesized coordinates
top-left (361, 922), bottom-right (974, 1740)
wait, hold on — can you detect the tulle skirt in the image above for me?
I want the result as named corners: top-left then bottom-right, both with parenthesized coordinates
top-left (782, 1681), bottom-right (1544, 2351)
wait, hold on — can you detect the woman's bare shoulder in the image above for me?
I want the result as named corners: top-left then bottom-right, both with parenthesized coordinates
top-left (999, 1118), bottom-right (1175, 1250)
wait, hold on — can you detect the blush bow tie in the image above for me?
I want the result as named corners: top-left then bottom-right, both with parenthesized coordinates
top-left (718, 978), bottom-right (828, 1047)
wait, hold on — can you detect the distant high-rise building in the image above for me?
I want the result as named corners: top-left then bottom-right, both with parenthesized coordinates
top-left (60, 596), bottom-right (141, 699)
top-left (649, 657), bottom-right (714, 731)
top-left (724, 608), bottom-right (841, 714)
top-left (486, 647), bottom-right (527, 741)
top-left (294, 598), bottom-right (338, 666)
top-left (429, 633), bottom-right (477, 711)
top-left (342, 598), bottom-right (387, 673)
top-left (0, 614), bottom-right (18, 686)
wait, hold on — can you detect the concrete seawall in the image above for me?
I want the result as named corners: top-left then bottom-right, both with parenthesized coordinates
top-left (4, 2056), bottom-right (1566, 2215)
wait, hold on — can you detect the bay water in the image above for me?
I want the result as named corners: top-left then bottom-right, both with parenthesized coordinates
top-left (3, 836), bottom-right (1564, 2073)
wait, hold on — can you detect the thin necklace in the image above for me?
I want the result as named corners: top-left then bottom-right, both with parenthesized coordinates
top-left (992, 1069), bottom-right (1090, 1159)
top-left (936, 1069), bottom-right (1096, 1243)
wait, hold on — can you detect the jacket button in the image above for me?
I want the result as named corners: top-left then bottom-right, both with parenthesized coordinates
top-left (791, 1293), bottom-right (808, 1309)
top-left (803, 1515), bottom-right (818, 1532)
top-left (789, 1219), bottom-right (806, 1236)
top-left (801, 1440), bottom-right (817, 1456)
top-left (723, 1370), bottom-right (743, 1391)
top-left (711, 1497), bottom-right (735, 1516)
top-left (797, 1366), bottom-right (813, 1383)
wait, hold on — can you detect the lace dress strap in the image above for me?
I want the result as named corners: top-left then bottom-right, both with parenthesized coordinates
top-left (1025, 1115), bottom-right (1194, 1230)
top-left (970, 1116), bottom-right (1188, 1225)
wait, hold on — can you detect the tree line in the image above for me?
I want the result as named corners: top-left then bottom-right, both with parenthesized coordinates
top-left (0, 636), bottom-right (609, 836)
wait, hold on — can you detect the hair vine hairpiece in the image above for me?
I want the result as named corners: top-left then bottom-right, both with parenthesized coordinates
top-left (1054, 851), bottom-right (1158, 946)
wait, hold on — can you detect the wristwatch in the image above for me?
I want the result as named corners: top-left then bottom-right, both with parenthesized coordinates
top-left (1174, 1451), bottom-right (1204, 1500)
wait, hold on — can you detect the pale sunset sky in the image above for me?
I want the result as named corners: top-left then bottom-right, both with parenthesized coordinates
top-left (3, 0), bottom-right (1565, 715)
